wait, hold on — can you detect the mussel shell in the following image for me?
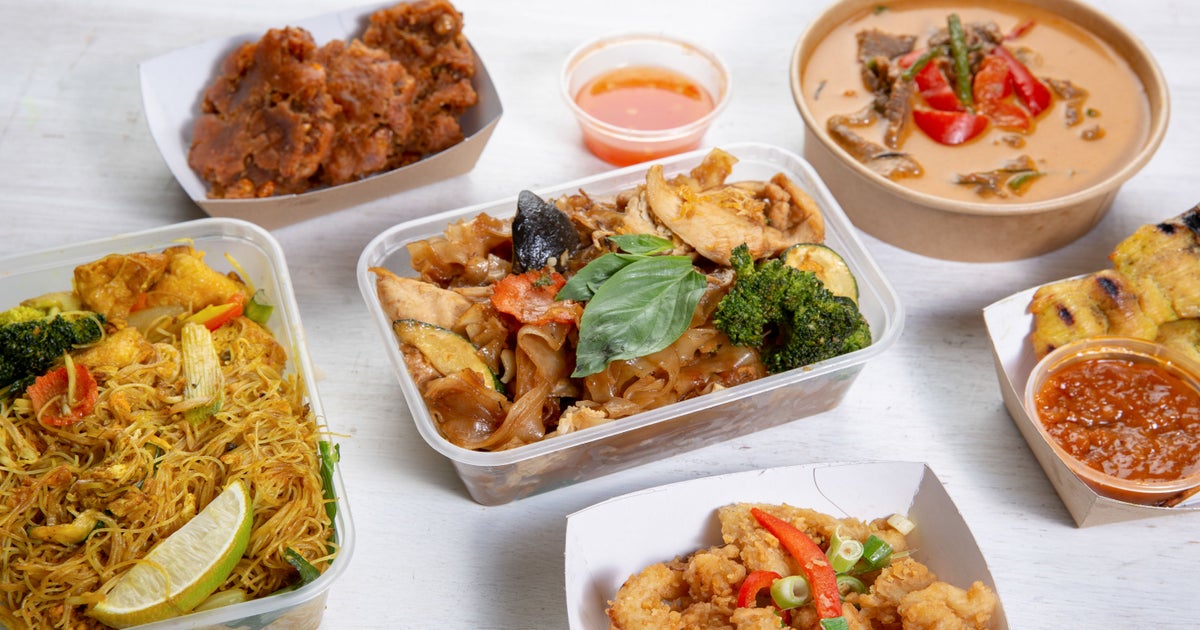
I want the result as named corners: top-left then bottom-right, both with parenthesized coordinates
top-left (512, 190), bottom-right (581, 272)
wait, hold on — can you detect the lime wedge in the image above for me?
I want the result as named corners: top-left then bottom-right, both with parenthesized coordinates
top-left (89, 480), bottom-right (253, 628)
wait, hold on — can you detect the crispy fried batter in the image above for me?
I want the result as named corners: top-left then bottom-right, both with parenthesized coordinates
top-left (607, 504), bottom-right (993, 630)
top-left (189, 1), bottom-right (478, 199)
top-left (188, 27), bottom-right (338, 198)
top-left (363, 0), bottom-right (478, 163)
top-left (315, 39), bottom-right (417, 187)
top-left (897, 581), bottom-right (998, 630)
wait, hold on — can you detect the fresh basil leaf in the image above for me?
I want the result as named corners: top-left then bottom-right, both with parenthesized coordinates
top-left (608, 234), bottom-right (673, 255)
top-left (572, 256), bottom-right (706, 377)
top-left (556, 253), bottom-right (640, 302)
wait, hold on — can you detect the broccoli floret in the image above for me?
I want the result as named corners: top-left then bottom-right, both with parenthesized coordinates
top-left (713, 244), bottom-right (871, 373)
top-left (0, 313), bottom-right (106, 392)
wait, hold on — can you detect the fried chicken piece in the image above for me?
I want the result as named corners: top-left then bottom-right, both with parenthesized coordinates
top-left (188, 27), bottom-right (338, 198)
top-left (315, 39), bottom-right (417, 187)
top-left (1027, 269), bottom-right (1159, 358)
top-left (364, 0), bottom-right (478, 164)
top-left (897, 581), bottom-right (998, 630)
top-left (1110, 206), bottom-right (1200, 322)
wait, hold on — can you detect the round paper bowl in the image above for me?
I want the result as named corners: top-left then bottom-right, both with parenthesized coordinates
top-left (789, 0), bottom-right (1169, 262)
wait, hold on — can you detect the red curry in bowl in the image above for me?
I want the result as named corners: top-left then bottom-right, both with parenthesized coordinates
top-left (799, 0), bottom-right (1150, 204)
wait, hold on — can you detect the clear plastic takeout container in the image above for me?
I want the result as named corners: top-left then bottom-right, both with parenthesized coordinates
top-left (357, 143), bottom-right (904, 505)
top-left (0, 218), bottom-right (354, 630)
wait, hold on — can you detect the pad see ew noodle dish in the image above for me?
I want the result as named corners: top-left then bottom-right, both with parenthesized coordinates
top-left (0, 246), bottom-right (339, 628)
top-left (372, 148), bottom-right (872, 452)
top-left (607, 503), bottom-right (998, 629)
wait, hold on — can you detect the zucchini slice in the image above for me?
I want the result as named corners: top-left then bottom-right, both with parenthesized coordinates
top-left (391, 319), bottom-right (502, 392)
top-left (782, 244), bottom-right (859, 302)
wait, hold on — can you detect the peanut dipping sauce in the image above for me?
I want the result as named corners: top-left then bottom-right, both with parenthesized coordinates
top-left (800, 0), bottom-right (1150, 204)
top-left (1033, 356), bottom-right (1200, 482)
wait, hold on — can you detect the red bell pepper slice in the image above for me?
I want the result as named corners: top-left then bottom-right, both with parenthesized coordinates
top-left (912, 109), bottom-right (988, 145)
top-left (993, 45), bottom-right (1051, 116)
top-left (737, 570), bottom-right (781, 608)
top-left (491, 270), bottom-right (575, 325)
top-left (974, 55), bottom-right (1029, 131)
top-left (750, 508), bottom-right (843, 620)
top-left (913, 61), bottom-right (964, 112)
top-left (27, 363), bottom-right (98, 427)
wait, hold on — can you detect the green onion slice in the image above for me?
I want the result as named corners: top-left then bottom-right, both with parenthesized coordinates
top-left (886, 513), bottom-right (916, 535)
top-left (820, 616), bottom-right (851, 630)
top-left (854, 534), bottom-right (894, 572)
top-left (826, 528), bottom-right (864, 574)
top-left (837, 574), bottom-right (867, 596)
top-left (770, 574), bottom-right (811, 610)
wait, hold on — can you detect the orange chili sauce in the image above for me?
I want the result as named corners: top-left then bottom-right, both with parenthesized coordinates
top-left (574, 66), bottom-right (715, 166)
top-left (1033, 357), bottom-right (1200, 482)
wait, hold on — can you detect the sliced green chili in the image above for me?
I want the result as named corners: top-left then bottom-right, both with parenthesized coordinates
top-left (837, 574), bottom-right (868, 596)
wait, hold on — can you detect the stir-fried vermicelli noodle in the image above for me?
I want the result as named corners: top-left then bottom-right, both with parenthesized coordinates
top-left (0, 246), bottom-right (335, 629)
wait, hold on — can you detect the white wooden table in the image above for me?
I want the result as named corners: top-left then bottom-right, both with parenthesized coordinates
top-left (3, 0), bottom-right (1199, 627)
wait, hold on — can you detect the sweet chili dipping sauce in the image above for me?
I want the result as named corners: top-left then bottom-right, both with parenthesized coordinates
top-left (576, 66), bottom-right (714, 131)
top-left (574, 66), bottom-right (715, 166)
top-left (1033, 356), bottom-right (1200, 482)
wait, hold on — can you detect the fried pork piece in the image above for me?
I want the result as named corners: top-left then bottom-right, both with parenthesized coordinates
top-left (315, 39), bottom-right (417, 187)
top-left (364, 0), bottom-right (478, 164)
top-left (189, 27), bottom-right (338, 198)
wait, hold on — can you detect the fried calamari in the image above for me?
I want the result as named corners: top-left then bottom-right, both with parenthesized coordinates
top-left (606, 503), bottom-right (998, 630)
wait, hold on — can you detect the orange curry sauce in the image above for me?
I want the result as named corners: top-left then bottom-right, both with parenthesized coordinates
top-left (574, 66), bottom-right (714, 165)
top-left (1034, 357), bottom-right (1200, 482)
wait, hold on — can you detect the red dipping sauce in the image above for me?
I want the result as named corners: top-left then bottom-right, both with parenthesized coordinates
top-left (575, 66), bottom-right (714, 132)
top-left (572, 66), bottom-right (716, 166)
top-left (1033, 356), bottom-right (1200, 483)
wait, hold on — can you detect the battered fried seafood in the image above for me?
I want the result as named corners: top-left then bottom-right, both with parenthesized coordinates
top-left (188, 0), bottom-right (477, 198)
top-left (373, 148), bottom-right (866, 451)
top-left (1028, 205), bottom-right (1200, 360)
top-left (0, 246), bottom-right (339, 629)
top-left (606, 503), bottom-right (998, 630)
